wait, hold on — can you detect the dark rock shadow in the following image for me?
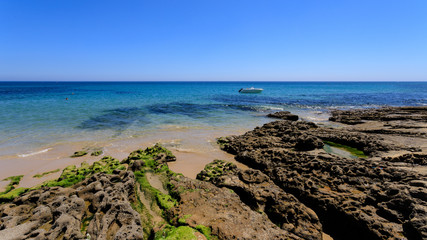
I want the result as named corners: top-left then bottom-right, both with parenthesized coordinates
top-left (77, 107), bottom-right (150, 133)
top-left (146, 102), bottom-right (260, 119)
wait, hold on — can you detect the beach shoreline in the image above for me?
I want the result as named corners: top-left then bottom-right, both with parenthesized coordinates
top-left (0, 106), bottom-right (426, 239)
top-left (0, 109), bottom-right (331, 192)
top-left (0, 127), bottom-right (251, 192)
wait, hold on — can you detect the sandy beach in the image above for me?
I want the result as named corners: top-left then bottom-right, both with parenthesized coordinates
top-left (0, 110), bottom-right (330, 192)
top-left (2, 0), bottom-right (426, 238)
top-left (0, 107), bottom-right (426, 240)
top-left (0, 127), bottom-right (250, 192)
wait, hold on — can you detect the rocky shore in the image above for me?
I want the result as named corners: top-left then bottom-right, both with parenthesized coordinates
top-left (0, 106), bottom-right (426, 240)
top-left (218, 106), bottom-right (427, 240)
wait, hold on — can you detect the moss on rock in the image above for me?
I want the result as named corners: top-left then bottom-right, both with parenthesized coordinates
top-left (154, 225), bottom-right (198, 240)
top-left (216, 137), bottom-right (230, 150)
top-left (91, 150), bottom-right (103, 156)
top-left (196, 159), bottom-right (236, 182)
top-left (323, 141), bottom-right (368, 158)
top-left (0, 175), bottom-right (26, 202)
top-left (134, 171), bottom-right (177, 213)
top-left (178, 214), bottom-right (192, 225)
top-left (196, 225), bottom-right (217, 240)
top-left (71, 150), bottom-right (88, 158)
top-left (0, 187), bottom-right (27, 202)
top-left (1, 175), bottom-right (24, 193)
top-left (43, 156), bottom-right (125, 188)
top-left (33, 169), bottom-right (60, 178)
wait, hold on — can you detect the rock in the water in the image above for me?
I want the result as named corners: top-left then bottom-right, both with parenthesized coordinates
top-left (267, 111), bottom-right (299, 121)
top-left (219, 110), bottom-right (427, 240)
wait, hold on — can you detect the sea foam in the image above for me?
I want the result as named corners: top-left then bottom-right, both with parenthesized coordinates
top-left (18, 148), bottom-right (52, 158)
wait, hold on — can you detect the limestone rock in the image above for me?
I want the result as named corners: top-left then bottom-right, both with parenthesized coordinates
top-left (170, 175), bottom-right (301, 240)
top-left (0, 171), bottom-right (144, 240)
top-left (267, 111), bottom-right (299, 121)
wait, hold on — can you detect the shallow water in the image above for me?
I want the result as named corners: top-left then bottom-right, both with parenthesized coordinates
top-left (323, 144), bottom-right (359, 159)
top-left (0, 81), bottom-right (426, 159)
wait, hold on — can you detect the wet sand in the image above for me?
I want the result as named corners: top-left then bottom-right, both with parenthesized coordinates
top-left (0, 110), bottom-right (330, 192)
top-left (0, 127), bottom-right (251, 192)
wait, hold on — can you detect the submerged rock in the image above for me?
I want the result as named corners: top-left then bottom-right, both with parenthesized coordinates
top-left (330, 106), bottom-right (427, 125)
top-left (267, 111), bottom-right (299, 121)
top-left (70, 150), bottom-right (88, 158)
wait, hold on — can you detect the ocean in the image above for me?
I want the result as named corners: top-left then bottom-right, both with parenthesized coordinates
top-left (0, 81), bottom-right (426, 159)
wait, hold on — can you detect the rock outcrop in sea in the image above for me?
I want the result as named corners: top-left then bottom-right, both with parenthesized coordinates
top-left (0, 106), bottom-right (426, 240)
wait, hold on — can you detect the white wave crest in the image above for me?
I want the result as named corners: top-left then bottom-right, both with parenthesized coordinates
top-left (18, 148), bottom-right (52, 157)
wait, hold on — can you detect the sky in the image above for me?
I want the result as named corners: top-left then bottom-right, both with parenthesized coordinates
top-left (0, 0), bottom-right (426, 81)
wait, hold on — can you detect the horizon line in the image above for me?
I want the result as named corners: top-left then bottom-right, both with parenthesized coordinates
top-left (1, 80), bottom-right (427, 83)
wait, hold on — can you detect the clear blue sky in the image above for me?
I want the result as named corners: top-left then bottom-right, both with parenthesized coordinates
top-left (1, 0), bottom-right (426, 81)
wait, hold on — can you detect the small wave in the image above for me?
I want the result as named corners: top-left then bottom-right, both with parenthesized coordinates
top-left (18, 148), bottom-right (52, 157)
top-left (159, 125), bottom-right (191, 130)
top-left (301, 116), bottom-right (329, 122)
top-left (174, 148), bottom-right (200, 153)
top-left (257, 106), bottom-right (284, 111)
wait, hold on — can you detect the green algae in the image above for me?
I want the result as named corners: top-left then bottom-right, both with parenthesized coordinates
top-left (144, 143), bottom-right (175, 159)
top-left (128, 145), bottom-right (202, 225)
top-left (0, 175), bottom-right (26, 202)
top-left (178, 214), bottom-right (192, 225)
top-left (195, 225), bottom-right (217, 240)
top-left (124, 143), bottom-right (174, 163)
top-left (81, 215), bottom-right (94, 233)
top-left (323, 141), bottom-right (368, 158)
top-left (71, 150), bottom-right (88, 158)
top-left (0, 144), bottom-right (217, 239)
top-left (130, 186), bottom-right (156, 239)
top-left (154, 224), bottom-right (216, 240)
top-left (127, 144), bottom-right (187, 238)
top-left (125, 144), bottom-right (181, 177)
top-left (91, 150), bottom-right (103, 156)
top-left (196, 159), bottom-right (235, 181)
top-left (134, 171), bottom-right (177, 211)
top-left (154, 225), bottom-right (198, 240)
top-left (4, 175), bottom-right (24, 185)
top-left (216, 137), bottom-right (229, 150)
top-left (0, 187), bottom-right (27, 202)
top-left (43, 156), bottom-right (125, 188)
top-left (0, 155), bottom-right (128, 228)
top-left (33, 169), bottom-right (60, 178)
top-left (130, 147), bottom-right (219, 240)
top-left (157, 193), bottom-right (177, 210)
top-left (1, 175), bottom-right (24, 193)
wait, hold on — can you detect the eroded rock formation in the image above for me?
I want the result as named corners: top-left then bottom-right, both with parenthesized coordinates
top-left (0, 171), bottom-right (142, 240)
top-left (196, 160), bottom-right (323, 239)
top-left (1, 107), bottom-right (426, 240)
top-left (219, 107), bottom-right (427, 240)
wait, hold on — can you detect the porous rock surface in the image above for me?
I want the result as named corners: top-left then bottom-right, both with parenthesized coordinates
top-left (1, 107), bottom-right (426, 240)
top-left (267, 111), bottom-right (299, 121)
top-left (169, 175), bottom-right (302, 240)
top-left (1, 143), bottom-right (325, 240)
top-left (329, 106), bottom-right (427, 125)
top-left (196, 160), bottom-right (323, 240)
top-left (220, 109), bottom-right (427, 240)
top-left (0, 170), bottom-right (143, 240)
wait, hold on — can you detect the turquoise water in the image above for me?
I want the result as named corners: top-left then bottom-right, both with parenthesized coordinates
top-left (1, 81), bottom-right (426, 156)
